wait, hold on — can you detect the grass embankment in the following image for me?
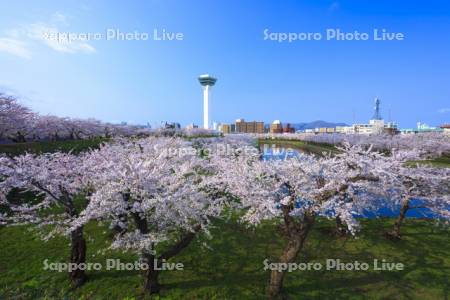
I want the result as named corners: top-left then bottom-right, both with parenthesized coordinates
top-left (258, 138), bottom-right (450, 168)
top-left (258, 138), bottom-right (339, 156)
top-left (0, 138), bottom-right (107, 156)
top-left (406, 154), bottom-right (450, 169)
top-left (0, 218), bottom-right (449, 299)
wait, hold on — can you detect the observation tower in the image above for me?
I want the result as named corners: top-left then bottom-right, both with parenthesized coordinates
top-left (198, 74), bottom-right (217, 129)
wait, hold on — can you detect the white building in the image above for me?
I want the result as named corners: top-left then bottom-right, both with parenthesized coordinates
top-left (335, 126), bottom-right (355, 134)
top-left (335, 98), bottom-right (398, 135)
top-left (186, 123), bottom-right (198, 130)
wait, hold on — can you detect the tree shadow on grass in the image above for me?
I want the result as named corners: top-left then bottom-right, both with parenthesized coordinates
top-left (43, 216), bottom-right (449, 300)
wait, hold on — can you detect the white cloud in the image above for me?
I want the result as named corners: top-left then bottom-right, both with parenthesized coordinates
top-left (27, 22), bottom-right (96, 54)
top-left (0, 38), bottom-right (32, 59)
top-left (438, 108), bottom-right (450, 114)
top-left (0, 12), bottom-right (95, 59)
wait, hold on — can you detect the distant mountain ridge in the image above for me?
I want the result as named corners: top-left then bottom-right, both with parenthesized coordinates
top-left (289, 120), bottom-right (348, 130)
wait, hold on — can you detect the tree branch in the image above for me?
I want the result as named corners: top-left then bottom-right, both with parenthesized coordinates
top-left (158, 224), bottom-right (202, 261)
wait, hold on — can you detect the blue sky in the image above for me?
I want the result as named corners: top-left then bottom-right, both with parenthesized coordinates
top-left (0, 0), bottom-right (449, 128)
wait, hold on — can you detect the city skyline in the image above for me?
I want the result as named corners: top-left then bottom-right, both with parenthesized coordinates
top-left (1, 1), bottom-right (450, 128)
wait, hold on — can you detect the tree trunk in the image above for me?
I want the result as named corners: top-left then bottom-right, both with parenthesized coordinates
top-left (142, 253), bottom-right (161, 294)
top-left (389, 198), bottom-right (410, 239)
top-left (131, 211), bottom-right (162, 295)
top-left (335, 215), bottom-right (347, 236)
top-left (141, 226), bottom-right (201, 295)
top-left (267, 213), bottom-right (315, 299)
top-left (112, 214), bottom-right (128, 234)
top-left (70, 226), bottom-right (87, 287)
top-left (16, 132), bottom-right (26, 143)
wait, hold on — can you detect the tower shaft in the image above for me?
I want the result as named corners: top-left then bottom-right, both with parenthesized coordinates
top-left (203, 85), bottom-right (210, 129)
top-left (198, 74), bottom-right (217, 130)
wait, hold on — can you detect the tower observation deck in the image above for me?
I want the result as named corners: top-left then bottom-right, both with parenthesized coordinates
top-left (198, 74), bottom-right (217, 86)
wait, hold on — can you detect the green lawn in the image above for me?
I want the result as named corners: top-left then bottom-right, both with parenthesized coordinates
top-left (259, 138), bottom-right (450, 168)
top-left (258, 138), bottom-right (339, 156)
top-left (406, 154), bottom-right (450, 168)
top-left (0, 138), bottom-right (107, 156)
top-left (0, 218), bottom-right (449, 299)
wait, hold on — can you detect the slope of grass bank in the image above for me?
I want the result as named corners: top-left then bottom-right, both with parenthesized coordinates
top-left (258, 138), bottom-right (339, 156)
top-left (1, 217), bottom-right (449, 299)
top-left (406, 154), bottom-right (450, 168)
top-left (0, 138), bottom-right (107, 156)
top-left (259, 138), bottom-right (450, 168)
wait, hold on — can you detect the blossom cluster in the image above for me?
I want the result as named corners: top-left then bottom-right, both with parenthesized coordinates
top-left (0, 94), bottom-right (151, 143)
top-left (0, 136), bottom-right (448, 252)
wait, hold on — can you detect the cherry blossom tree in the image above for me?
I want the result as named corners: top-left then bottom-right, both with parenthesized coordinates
top-left (276, 132), bottom-right (450, 158)
top-left (212, 143), bottom-right (401, 298)
top-left (32, 115), bottom-right (71, 141)
top-left (0, 151), bottom-right (94, 286)
top-left (0, 94), bottom-right (36, 142)
top-left (0, 129), bottom-right (446, 298)
top-left (384, 160), bottom-right (450, 239)
top-left (0, 93), bottom-right (152, 143)
top-left (73, 137), bottom-right (227, 294)
top-left (182, 128), bottom-right (220, 138)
